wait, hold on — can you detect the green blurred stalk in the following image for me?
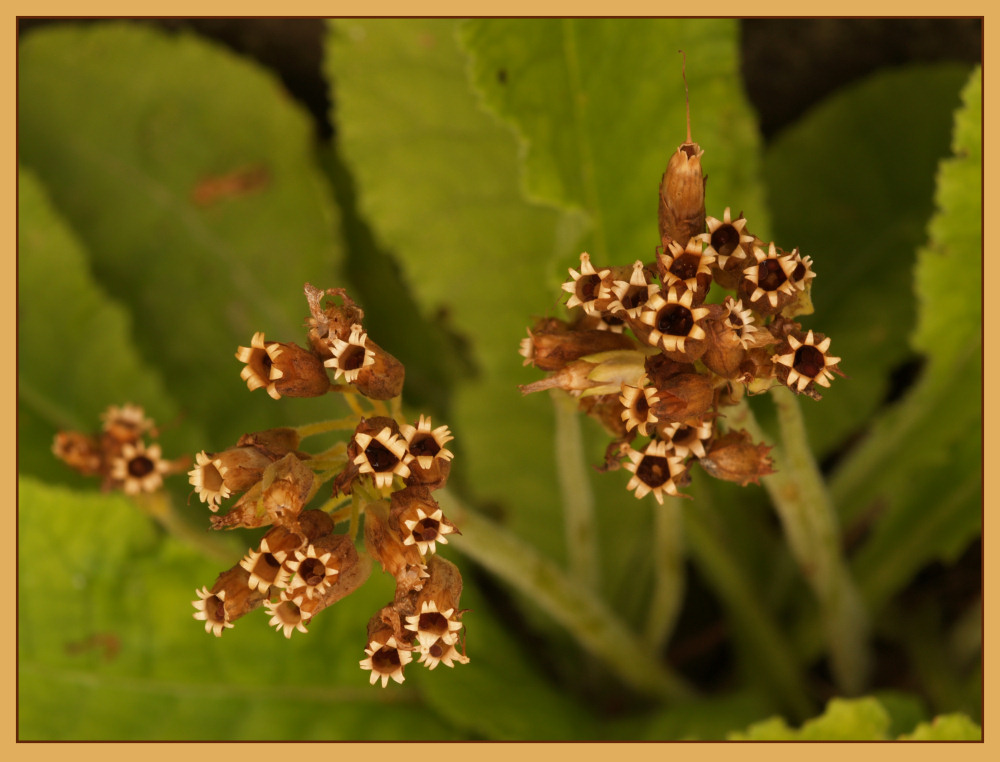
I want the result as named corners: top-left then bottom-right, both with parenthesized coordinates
top-left (551, 390), bottom-right (599, 591)
top-left (642, 496), bottom-right (686, 653)
top-left (729, 390), bottom-right (870, 694)
top-left (439, 488), bottom-right (695, 702)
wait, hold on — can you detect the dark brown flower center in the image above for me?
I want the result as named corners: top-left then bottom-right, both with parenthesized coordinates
top-left (711, 224), bottom-right (741, 258)
top-left (656, 304), bottom-right (694, 337)
top-left (409, 434), bottom-right (441, 458)
top-left (299, 558), bottom-right (327, 586)
top-left (418, 611), bottom-right (449, 637)
top-left (428, 641), bottom-right (445, 659)
top-left (757, 259), bottom-right (788, 291)
top-left (620, 285), bottom-right (649, 311)
top-left (637, 455), bottom-right (672, 488)
top-left (670, 253), bottom-right (701, 281)
top-left (793, 345), bottom-right (826, 379)
top-left (412, 518), bottom-right (440, 542)
top-left (372, 645), bottom-right (402, 673)
top-left (365, 440), bottom-right (398, 472)
top-left (128, 456), bottom-right (155, 477)
top-left (632, 393), bottom-right (650, 419)
top-left (340, 345), bottom-right (366, 371)
top-left (207, 595), bottom-right (226, 623)
top-left (577, 274), bottom-right (602, 303)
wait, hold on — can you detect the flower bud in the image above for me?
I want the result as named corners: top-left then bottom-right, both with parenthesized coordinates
top-left (264, 341), bottom-right (331, 398)
top-left (698, 429), bottom-right (775, 486)
top-left (649, 372), bottom-right (716, 423)
top-left (519, 317), bottom-right (637, 372)
top-left (52, 431), bottom-right (103, 476)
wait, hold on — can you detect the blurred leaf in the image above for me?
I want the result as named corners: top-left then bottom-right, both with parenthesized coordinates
top-left (833, 66), bottom-right (982, 609)
top-left (762, 64), bottom-right (972, 457)
top-left (18, 167), bottom-right (200, 483)
top-left (18, 23), bottom-right (346, 452)
top-left (18, 476), bottom-right (462, 740)
top-left (632, 689), bottom-right (776, 740)
top-left (728, 697), bottom-right (891, 740)
top-left (913, 65), bottom-right (982, 361)
top-left (327, 18), bottom-right (575, 569)
top-left (459, 19), bottom-right (770, 259)
top-left (899, 714), bottom-right (981, 741)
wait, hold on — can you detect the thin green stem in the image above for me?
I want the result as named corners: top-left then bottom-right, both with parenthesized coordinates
top-left (438, 489), bottom-right (695, 701)
top-left (134, 492), bottom-right (236, 563)
top-left (642, 496), bottom-right (685, 653)
top-left (294, 416), bottom-right (359, 440)
top-left (551, 390), bottom-right (599, 591)
top-left (727, 391), bottom-right (869, 694)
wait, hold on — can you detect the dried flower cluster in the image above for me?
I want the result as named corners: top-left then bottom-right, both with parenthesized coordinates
top-left (52, 403), bottom-right (188, 495)
top-left (519, 121), bottom-right (842, 504)
top-left (191, 285), bottom-right (468, 687)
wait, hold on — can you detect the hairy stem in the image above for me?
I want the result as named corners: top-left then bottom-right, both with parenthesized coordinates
top-left (728, 390), bottom-right (869, 694)
top-left (551, 390), bottom-right (599, 591)
top-left (642, 496), bottom-right (686, 653)
top-left (438, 489), bottom-right (695, 701)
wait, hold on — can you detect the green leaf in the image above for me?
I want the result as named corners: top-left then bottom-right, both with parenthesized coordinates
top-left (899, 713), bottom-right (982, 741)
top-left (326, 18), bottom-right (577, 568)
top-left (18, 476), bottom-right (462, 740)
top-left (18, 166), bottom-right (199, 484)
top-left (832, 66), bottom-right (982, 609)
top-left (913, 65), bottom-right (982, 361)
top-left (728, 697), bottom-right (892, 741)
top-left (762, 63), bottom-right (973, 457)
top-left (459, 19), bottom-right (769, 259)
top-left (18, 23), bottom-right (346, 451)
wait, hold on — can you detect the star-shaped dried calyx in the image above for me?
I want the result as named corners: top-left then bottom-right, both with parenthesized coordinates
top-left (109, 441), bottom-right (171, 495)
top-left (658, 419), bottom-right (714, 459)
top-left (238, 545), bottom-right (291, 594)
top-left (360, 614), bottom-right (414, 688)
top-left (391, 487), bottom-right (457, 557)
top-left (638, 287), bottom-right (711, 361)
top-left (656, 235), bottom-right (715, 301)
top-left (772, 329), bottom-right (842, 397)
top-left (352, 421), bottom-right (413, 490)
top-left (622, 439), bottom-right (690, 504)
top-left (607, 260), bottom-right (659, 319)
top-left (264, 598), bottom-right (312, 638)
top-left (740, 242), bottom-right (800, 315)
top-left (324, 323), bottom-right (375, 382)
top-left (562, 252), bottom-right (614, 316)
top-left (417, 638), bottom-right (470, 670)
top-left (100, 403), bottom-right (155, 443)
top-left (620, 376), bottom-right (660, 436)
top-left (705, 207), bottom-right (758, 289)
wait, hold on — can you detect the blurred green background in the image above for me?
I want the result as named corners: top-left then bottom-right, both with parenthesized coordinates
top-left (17, 19), bottom-right (981, 740)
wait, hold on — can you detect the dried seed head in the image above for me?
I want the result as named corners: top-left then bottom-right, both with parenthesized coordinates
top-left (52, 431), bottom-right (103, 476)
top-left (100, 403), bottom-right (154, 443)
top-left (656, 235), bottom-right (715, 302)
top-left (324, 323), bottom-right (375, 383)
top-left (352, 421), bottom-right (413, 489)
top-left (622, 439), bottom-right (690, 503)
top-left (264, 598), bottom-right (311, 638)
top-left (607, 260), bottom-right (660, 320)
top-left (639, 288), bottom-right (710, 361)
top-left (705, 208), bottom-right (758, 289)
top-left (620, 377), bottom-right (660, 436)
top-left (392, 487), bottom-right (458, 558)
top-left (740, 243), bottom-right (799, 315)
top-left (265, 341), bottom-right (331, 398)
top-left (772, 329), bottom-right (842, 397)
top-left (109, 441), bottom-right (170, 495)
top-left (562, 252), bottom-right (613, 317)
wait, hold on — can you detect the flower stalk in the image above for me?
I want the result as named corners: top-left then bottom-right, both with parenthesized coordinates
top-left (727, 389), bottom-right (869, 694)
top-left (438, 488), bottom-right (695, 701)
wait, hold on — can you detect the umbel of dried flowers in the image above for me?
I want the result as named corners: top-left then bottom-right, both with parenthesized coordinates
top-left (519, 112), bottom-right (841, 505)
top-left (189, 285), bottom-right (468, 687)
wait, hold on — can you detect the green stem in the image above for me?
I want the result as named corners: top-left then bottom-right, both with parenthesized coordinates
top-left (728, 391), bottom-right (869, 694)
top-left (642, 496), bottom-right (685, 653)
top-left (551, 391), bottom-right (599, 591)
top-left (438, 489), bottom-right (695, 701)
top-left (682, 483), bottom-right (812, 719)
top-left (294, 416), bottom-right (360, 440)
top-left (135, 492), bottom-right (236, 563)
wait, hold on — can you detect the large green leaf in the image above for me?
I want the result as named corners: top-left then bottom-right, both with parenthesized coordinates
top-left (459, 19), bottom-right (770, 259)
top-left (18, 167), bottom-right (199, 484)
top-left (833, 67), bottom-right (982, 609)
top-left (728, 696), bottom-right (892, 740)
top-left (327, 18), bottom-right (580, 570)
top-left (18, 476), bottom-right (462, 740)
top-left (18, 23), bottom-right (346, 452)
top-left (763, 64), bottom-right (972, 458)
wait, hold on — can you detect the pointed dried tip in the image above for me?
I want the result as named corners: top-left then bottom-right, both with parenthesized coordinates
top-left (658, 50), bottom-right (706, 247)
